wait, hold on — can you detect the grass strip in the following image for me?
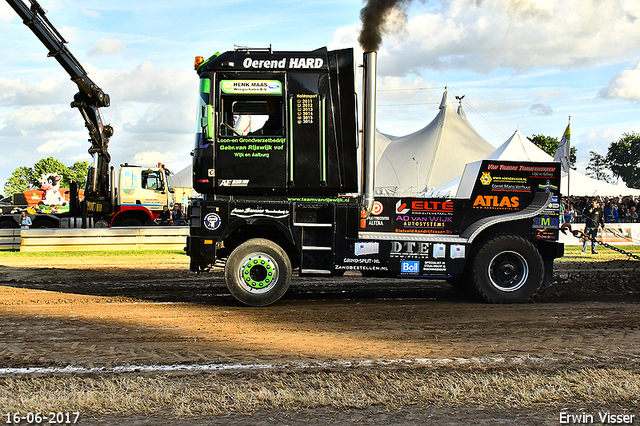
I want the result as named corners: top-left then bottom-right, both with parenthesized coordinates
top-left (0, 250), bottom-right (185, 258)
top-left (1, 368), bottom-right (638, 417)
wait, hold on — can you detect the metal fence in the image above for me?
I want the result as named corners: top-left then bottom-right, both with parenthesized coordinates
top-left (0, 227), bottom-right (189, 252)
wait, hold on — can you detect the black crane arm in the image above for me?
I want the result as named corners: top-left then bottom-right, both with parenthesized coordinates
top-left (6, 0), bottom-right (113, 201)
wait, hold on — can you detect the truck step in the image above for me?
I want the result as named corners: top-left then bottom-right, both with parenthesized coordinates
top-left (293, 222), bottom-right (333, 228)
top-left (302, 245), bottom-right (332, 251)
top-left (301, 269), bottom-right (332, 275)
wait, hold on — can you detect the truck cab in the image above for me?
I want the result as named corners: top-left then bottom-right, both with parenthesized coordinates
top-left (187, 46), bottom-right (564, 307)
top-left (111, 164), bottom-right (175, 226)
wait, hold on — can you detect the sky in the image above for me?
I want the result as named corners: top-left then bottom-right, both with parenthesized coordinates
top-left (1, 0), bottom-right (639, 193)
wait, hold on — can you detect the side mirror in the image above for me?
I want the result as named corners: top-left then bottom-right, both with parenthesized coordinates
top-left (201, 105), bottom-right (213, 140)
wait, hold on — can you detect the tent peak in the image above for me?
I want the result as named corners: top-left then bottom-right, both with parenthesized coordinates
top-left (439, 89), bottom-right (455, 110)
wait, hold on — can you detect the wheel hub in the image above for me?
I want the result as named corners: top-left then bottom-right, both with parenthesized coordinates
top-left (240, 253), bottom-right (277, 290)
top-left (488, 251), bottom-right (529, 292)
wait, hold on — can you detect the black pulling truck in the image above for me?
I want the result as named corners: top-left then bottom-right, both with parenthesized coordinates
top-left (187, 46), bottom-right (564, 306)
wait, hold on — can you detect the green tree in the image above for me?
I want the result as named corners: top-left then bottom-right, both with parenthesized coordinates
top-left (606, 132), bottom-right (640, 189)
top-left (585, 151), bottom-right (612, 183)
top-left (68, 161), bottom-right (89, 189)
top-left (33, 157), bottom-right (72, 187)
top-left (3, 166), bottom-right (36, 195)
top-left (3, 157), bottom-right (90, 196)
top-left (529, 134), bottom-right (577, 168)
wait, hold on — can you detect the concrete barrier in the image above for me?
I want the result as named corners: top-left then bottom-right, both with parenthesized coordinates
top-left (0, 229), bottom-right (21, 251)
top-left (559, 223), bottom-right (640, 246)
top-left (3, 227), bottom-right (190, 252)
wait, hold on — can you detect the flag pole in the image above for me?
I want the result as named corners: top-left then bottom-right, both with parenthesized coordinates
top-left (567, 116), bottom-right (571, 197)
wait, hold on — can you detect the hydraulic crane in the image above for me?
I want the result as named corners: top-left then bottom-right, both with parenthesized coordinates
top-left (6, 0), bottom-right (113, 210)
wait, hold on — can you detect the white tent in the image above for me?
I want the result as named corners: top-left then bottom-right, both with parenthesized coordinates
top-left (561, 170), bottom-right (640, 197)
top-left (430, 129), bottom-right (640, 198)
top-left (172, 166), bottom-right (192, 188)
top-left (374, 89), bottom-right (495, 195)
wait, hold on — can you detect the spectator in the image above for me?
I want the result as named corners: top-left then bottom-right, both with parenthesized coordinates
top-left (20, 211), bottom-right (32, 229)
top-left (564, 204), bottom-right (575, 224)
top-left (156, 205), bottom-right (172, 226)
top-left (603, 202), bottom-right (618, 223)
top-left (581, 199), bottom-right (604, 255)
top-left (172, 204), bottom-right (187, 226)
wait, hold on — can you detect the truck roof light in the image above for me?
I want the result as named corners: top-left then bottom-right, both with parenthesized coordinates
top-left (194, 56), bottom-right (204, 70)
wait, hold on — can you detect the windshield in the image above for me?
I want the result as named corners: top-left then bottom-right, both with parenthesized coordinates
top-left (194, 77), bottom-right (212, 148)
top-left (165, 173), bottom-right (174, 193)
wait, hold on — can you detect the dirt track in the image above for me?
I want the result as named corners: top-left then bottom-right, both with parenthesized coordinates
top-left (1, 252), bottom-right (639, 424)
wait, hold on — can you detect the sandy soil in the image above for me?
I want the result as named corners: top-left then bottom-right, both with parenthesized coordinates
top-left (1, 252), bottom-right (639, 424)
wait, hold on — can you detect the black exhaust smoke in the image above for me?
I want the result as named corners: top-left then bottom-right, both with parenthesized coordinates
top-left (358, 0), bottom-right (410, 52)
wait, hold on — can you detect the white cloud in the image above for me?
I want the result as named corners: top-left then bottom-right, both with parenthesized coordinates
top-left (529, 103), bottom-right (553, 116)
top-left (0, 2), bottom-right (13, 22)
top-left (88, 38), bottom-right (126, 57)
top-left (0, 76), bottom-right (74, 107)
top-left (37, 138), bottom-right (82, 154)
top-left (131, 150), bottom-right (180, 167)
top-left (598, 62), bottom-right (640, 101)
top-left (87, 61), bottom-right (196, 104)
top-left (82, 9), bottom-right (101, 19)
top-left (342, 0), bottom-right (640, 76)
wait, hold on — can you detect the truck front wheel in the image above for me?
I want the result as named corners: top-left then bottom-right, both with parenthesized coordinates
top-left (225, 238), bottom-right (292, 307)
top-left (470, 234), bottom-right (544, 303)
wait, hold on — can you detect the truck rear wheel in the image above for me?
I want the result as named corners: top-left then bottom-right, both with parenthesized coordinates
top-left (225, 238), bottom-right (292, 307)
top-left (0, 220), bottom-right (18, 229)
top-left (470, 234), bottom-right (544, 303)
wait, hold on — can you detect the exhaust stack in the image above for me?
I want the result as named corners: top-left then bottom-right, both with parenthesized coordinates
top-left (361, 51), bottom-right (377, 219)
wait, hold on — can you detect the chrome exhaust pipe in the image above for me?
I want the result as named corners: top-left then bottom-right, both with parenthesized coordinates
top-left (362, 51), bottom-right (377, 219)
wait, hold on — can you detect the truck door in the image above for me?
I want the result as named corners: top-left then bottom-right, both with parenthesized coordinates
top-left (139, 169), bottom-right (169, 211)
top-left (215, 76), bottom-right (287, 194)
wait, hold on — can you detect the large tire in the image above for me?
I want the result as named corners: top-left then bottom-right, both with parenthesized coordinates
top-left (117, 218), bottom-right (144, 227)
top-left (0, 220), bottom-right (18, 229)
top-left (225, 238), bottom-right (292, 307)
top-left (470, 234), bottom-right (544, 303)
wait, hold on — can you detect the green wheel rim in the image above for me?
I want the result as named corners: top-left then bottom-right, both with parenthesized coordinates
top-left (238, 252), bottom-right (279, 293)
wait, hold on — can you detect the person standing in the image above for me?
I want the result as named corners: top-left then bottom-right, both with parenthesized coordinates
top-left (20, 211), bottom-right (32, 229)
top-left (581, 199), bottom-right (604, 254)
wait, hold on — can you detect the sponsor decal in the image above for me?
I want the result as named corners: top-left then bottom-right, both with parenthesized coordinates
top-left (433, 243), bottom-right (446, 259)
top-left (121, 170), bottom-right (138, 195)
top-left (366, 215), bottom-right (390, 227)
top-left (395, 200), bottom-right (410, 214)
top-left (480, 172), bottom-right (492, 185)
top-left (354, 241), bottom-right (380, 256)
top-left (539, 180), bottom-right (558, 192)
top-left (372, 201), bottom-right (384, 215)
top-left (203, 213), bottom-right (222, 230)
top-left (395, 199), bottom-right (453, 215)
top-left (422, 260), bottom-right (447, 272)
top-left (410, 200), bottom-right (454, 213)
top-left (450, 245), bottom-right (466, 259)
top-left (391, 241), bottom-right (432, 257)
top-left (342, 257), bottom-right (382, 264)
top-left (472, 195), bottom-right (520, 210)
top-left (230, 207), bottom-right (289, 219)
top-left (394, 216), bottom-right (453, 228)
top-left (533, 229), bottom-right (558, 240)
top-left (219, 179), bottom-right (249, 187)
top-left (532, 215), bottom-right (560, 229)
top-left (242, 57), bottom-right (324, 69)
top-left (490, 183), bottom-right (531, 192)
top-left (401, 260), bottom-right (420, 274)
top-left (221, 80), bottom-right (282, 94)
top-left (487, 164), bottom-right (557, 173)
